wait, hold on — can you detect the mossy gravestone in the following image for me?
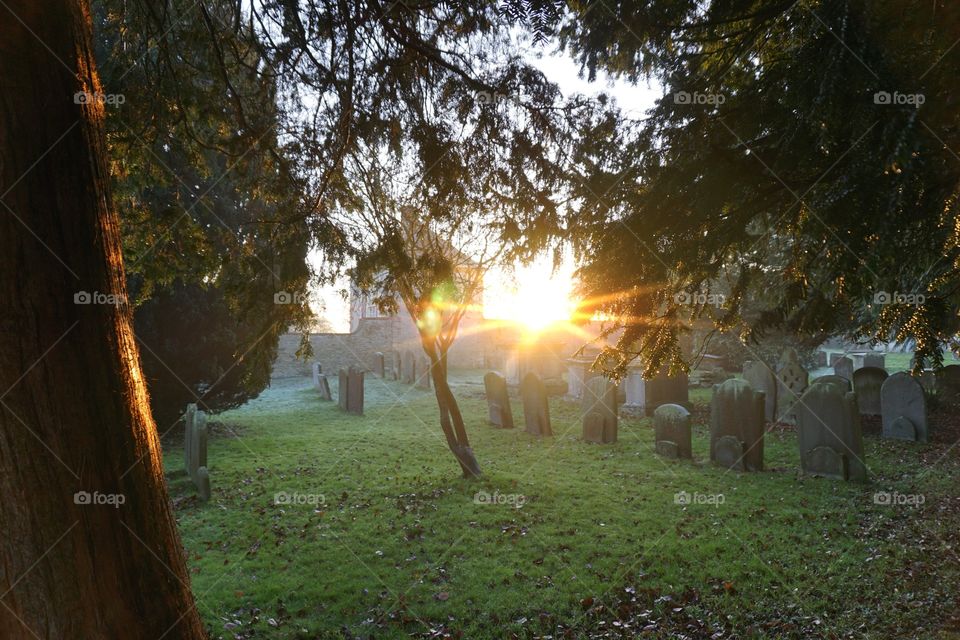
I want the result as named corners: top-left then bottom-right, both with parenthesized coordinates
top-left (742, 360), bottom-right (777, 422)
top-left (881, 372), bottom-right (928, 442)
top-left (852, 367), bottom-right (887, 416)
top-left (796, 381), bottom-right (866, 481)
top-left (183, 404), bottom-right (211, 501)
top-left (710, 379), bottom-right (765, 471)
top-left (346, 366), bottom-right (364, 415)
top-left (653, 404), bottom-right (691, 459)
top-left (520, 372), bottom-right (552, 436)
top-left (483, 371), bottom-right (514, 429)
top-left (581, 376), bottom-right (618, 444)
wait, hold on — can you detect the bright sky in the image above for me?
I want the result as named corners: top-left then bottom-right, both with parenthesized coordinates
top-left (312, 49), bottom-right (662, 332)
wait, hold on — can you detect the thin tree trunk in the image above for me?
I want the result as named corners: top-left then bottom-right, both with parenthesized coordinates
top-left (0, 2), bottom-right (205, 637)
top-left (422, 340), bottom-right (481, 478)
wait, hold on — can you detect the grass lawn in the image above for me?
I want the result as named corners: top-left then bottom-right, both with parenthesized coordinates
top-left (164, 370), bottom-right (960, 639)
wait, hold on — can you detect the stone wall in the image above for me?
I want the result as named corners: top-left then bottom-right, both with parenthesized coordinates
top-left (272, 317), bottom-right (395, 379)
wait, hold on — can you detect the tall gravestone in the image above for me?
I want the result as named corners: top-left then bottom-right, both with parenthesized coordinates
top-left (776, 348), bottom-right (808, 422)
top-left (372, 352), bottom-right (385, 377)
top-left (653, 404), bottom-right (692, 459)
top-left (881, 372), bottom-right (928, 442)
top-left (183, 404), bottom-right (211, 501)
top-left (183, 403), bottom-right (197, 472)
top-left (621, 365), bottom-right (646, 416)
top-left (833, 356), bottom-right (854, 382)
top-left (742, 360), bottom-right (777, 422)
top-left (401, 350), bottom-right (416, 384)
top-left (520, 372), bottom-right (552, 436)
top-left (937, 364), bottom-right (960, 404)
top-left (346, 367), bottom-right (364, 415)
top-left (388, 351), bottom-right (401, 380)
top-left (415, 356), bottom-right (432, 389)
top-left (311, 363), bottom-right (323, 391)
top-left (337, 369), bottom-right (349, 411)
top-left (581, 376), bottom-right (618, 444)
top-left (710, 379), bottom-right (765, 471)
top-left (317, 376), bottom-right (332, 401)
top-left (796, 383), bottom-right (866, 481)
top-left (852, 367), bottom-right (888, 416)
top-left (483, 372), bottom-right (514, 429)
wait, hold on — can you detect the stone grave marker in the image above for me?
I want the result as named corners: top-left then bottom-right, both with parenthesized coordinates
top-left (401, 350), bottom-right (416, 384)
top-left (346, 367), bottom-right (364, 415)
top-left (520, 372), bottom-right (552, 436)
top-left (775, 348), bottom-right (808, 421)
top-left (372, 352), bottom-right (385, 377)
top-left (710, 379), bottom-right (765, 471)
top-left (863, 353), bottom-right (885, 369)
top-left (811, 375), bottom-right (852, 391)
top-left (483, 372), bottom-right (514, 429)
top-left (645, 368), bottom-right (689, 415)
top-left (415, 356), bottom-right (432, 389)
top-left (852, 366), bottom-right (888, 416)
top-left (317, 376), bottom-right (332, 401)
top-left (742, 360), bottom-right (777, 422)
top-left (581, 376), bottom-right (618, 444)
top-left (183, 404), bottom-right (211, 501)
top-left (796, 383), bottom-right (866, 481)
top-left (183, 403), bottom-right (197, 472)
top-left (337, 369), bottom-right (349, 411)
top-left (653, 404), bottom-right (692, 459)
top-left (388, 351), bottom-right (401, 380)
top-left (937, 364), bottom-right (960, 404)
top-left (833, 356), bottom-right (854, 382)
top-left (311, 363), bottom-right (323, 391)
top-left (621, 364), bottom-right (646, 416)
top-left (881, 372), bottom-right (928, 442)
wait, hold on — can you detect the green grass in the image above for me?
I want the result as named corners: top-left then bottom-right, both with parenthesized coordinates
top-left (883, 352), bottom-right (960, 372)
top-left (164, 370), bottom-right (960, 639)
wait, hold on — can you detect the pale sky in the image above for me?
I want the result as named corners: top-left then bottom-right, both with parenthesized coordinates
top-left (312, 50), bottom-right (663, 332)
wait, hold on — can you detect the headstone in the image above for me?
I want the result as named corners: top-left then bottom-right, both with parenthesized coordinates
top-left (483, 372), bottom-right (514, 429)
top-left (311, 362), bottom-right (323, 390)
top-left (709, 379), bottom-right (765, 471)
top-left (389, 351), bottom-right (401, 380)
top-left (852, 367), bottom-right (888, 415)
top-left (775, 348), bottom-right (808, 421)
top-left (520, 372), bottom-right (552, 436)
top-left (742, 360), bottom-right (777, 422)
top-left (645, 368), bottom-right (689, 415)
top-left (813, 351), bottom-right (828, 368)
top-left (829, 353), bottom-right (843, 366)
top-left (346, 367), bottom-right (364, 415)
top-left (372, 352), bottom-right (385, 377)
top-left (184, 407), bottom-right (211, 501)
top-left (796, 382), bottom-right (866, 481)
top-left (565, 359), bottom-right (591, 400)
top-left (317, 376), bottom-right (332, 401)
top-left (863, 353), bottom-right (885, 369)
top-left (401, 350), bottom-right (416, 384)
top-left (880, 372), bottom-right (928, 442)
top-left (621, 366), bottom-right (646, 416)
top-left (833, 356), bottom-right (854, 382)
top-left (183, 403), bottom-right (197, 473)
top-left (337, 369), bottom-right (349, 411)
top-left (937, 364), bottom-right (960, 403)
top-left (415, 356), bottom-right (432, 389)
top-left (653, 404), bottom-right (691, 459)
top-left (811, 374), bottom-right (852, 391)
top-left (581, 377), bottom-right (618, 444)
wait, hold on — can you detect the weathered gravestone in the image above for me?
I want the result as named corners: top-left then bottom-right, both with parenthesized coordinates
top-left (813, 350), bottom-right (828, 368)
top-left (881, 372), bottom-right (928, 442)
top-left (317, 375), bottom-right (332, 401)
top-left (742, 360), bottom-right (777, 422)
top-left (833, 356), bottom-right (854, 382)
top-left (653, 404), bottom-right (692, 459)
top-left (337, 369), bottom-right (349, 411)
top-left (311, 362), bottom-right (323, 391)
top-left (346, 367), bottom-right (364, 415)
top-left (372, 352), bottom-right (385, 377)
top-left (386, 351), bottom-right (400, 380)
top-left (710, 379), bottom-right (765, 471)
top-left (775, 348), bottom-right (808, 421)
top-left (520, 372), bottom-right (552, 436)
top-left (645, 369), bottom-right (689, 415)
top-left (812, 375), bottom-right (852, 391)
top-left (183, 404), bottom-right (211, 501)
top-left (937, 364), bottom-right (960, 404)
top-left (796, 383), bottom-right (866, 481)
top-left (581, 377), bottom-right (618, 444)
top-left (401, 350), bottom-right (416, 384)
top-left (415, 356), bottom-right (432, 389)
top-left (483, 372), bottom-right (514, 428)
top-left (863, 353), bottom-right (886, 369)
top-left (852, 367), bottom-right (888, 416)
top-left (621, 364), bottom-right (646, 416)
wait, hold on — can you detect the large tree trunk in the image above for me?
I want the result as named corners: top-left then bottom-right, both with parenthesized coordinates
top-left (0, 2), bottom-right (205, 638)
top-left (424, 344), bottom-right (481, 479)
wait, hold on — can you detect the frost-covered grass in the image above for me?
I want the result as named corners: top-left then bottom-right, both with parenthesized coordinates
top-left (164, 370), bottom-right (960, 639)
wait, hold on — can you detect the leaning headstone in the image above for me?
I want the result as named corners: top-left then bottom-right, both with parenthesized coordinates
top-left (401, 350), bottom-right (416, 384)
top-left (483, 372), bottom-right (514, 428)
top-left (710, 379), bottom-right (765, 471)
top-left (520, 372), bottom-right (552, 436)
top-left (346, 367), bottom-right (364, 415)
top-left (811, 375), bottom-right (852, 391)
top-left (317, 376), bottom-right (332, 401)
top-left (852, 367), bottom-right (888, 416)
top-left (833, 356), bottom-right (854, 382)
top-left (415, 356), bottom-right (432, 389)
top-left (742, 360), bottom-right (777, 422)
top-left (796, 383), bottom-right (866, 481)
top-left (775, 348), bottom-right (808, 421)
top-left (337, 369), bottom-right (349, 411)
top-left (937, 364), bottom-right (960, 404)
top-left (312, 363), bottom-right (323, 390)
top-left (881, 372), bottom-right (928, 442)
top-left (581, 377), bottom-right (618, 444)
top-left (653, 404), bottom-right (692, 459)
top-left (863, 353), bottom-right (885, 369)
top-left (372, 352), bottom-right (385, 377)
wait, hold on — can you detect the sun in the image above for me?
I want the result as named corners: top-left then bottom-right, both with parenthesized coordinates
top-left (485, 259), bottom-right (577, 332)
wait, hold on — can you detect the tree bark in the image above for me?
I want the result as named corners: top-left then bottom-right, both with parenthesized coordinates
top-left (0, 1), bottom-right (205, 638)
top-left (423, 342), bottom-right (481, 478)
